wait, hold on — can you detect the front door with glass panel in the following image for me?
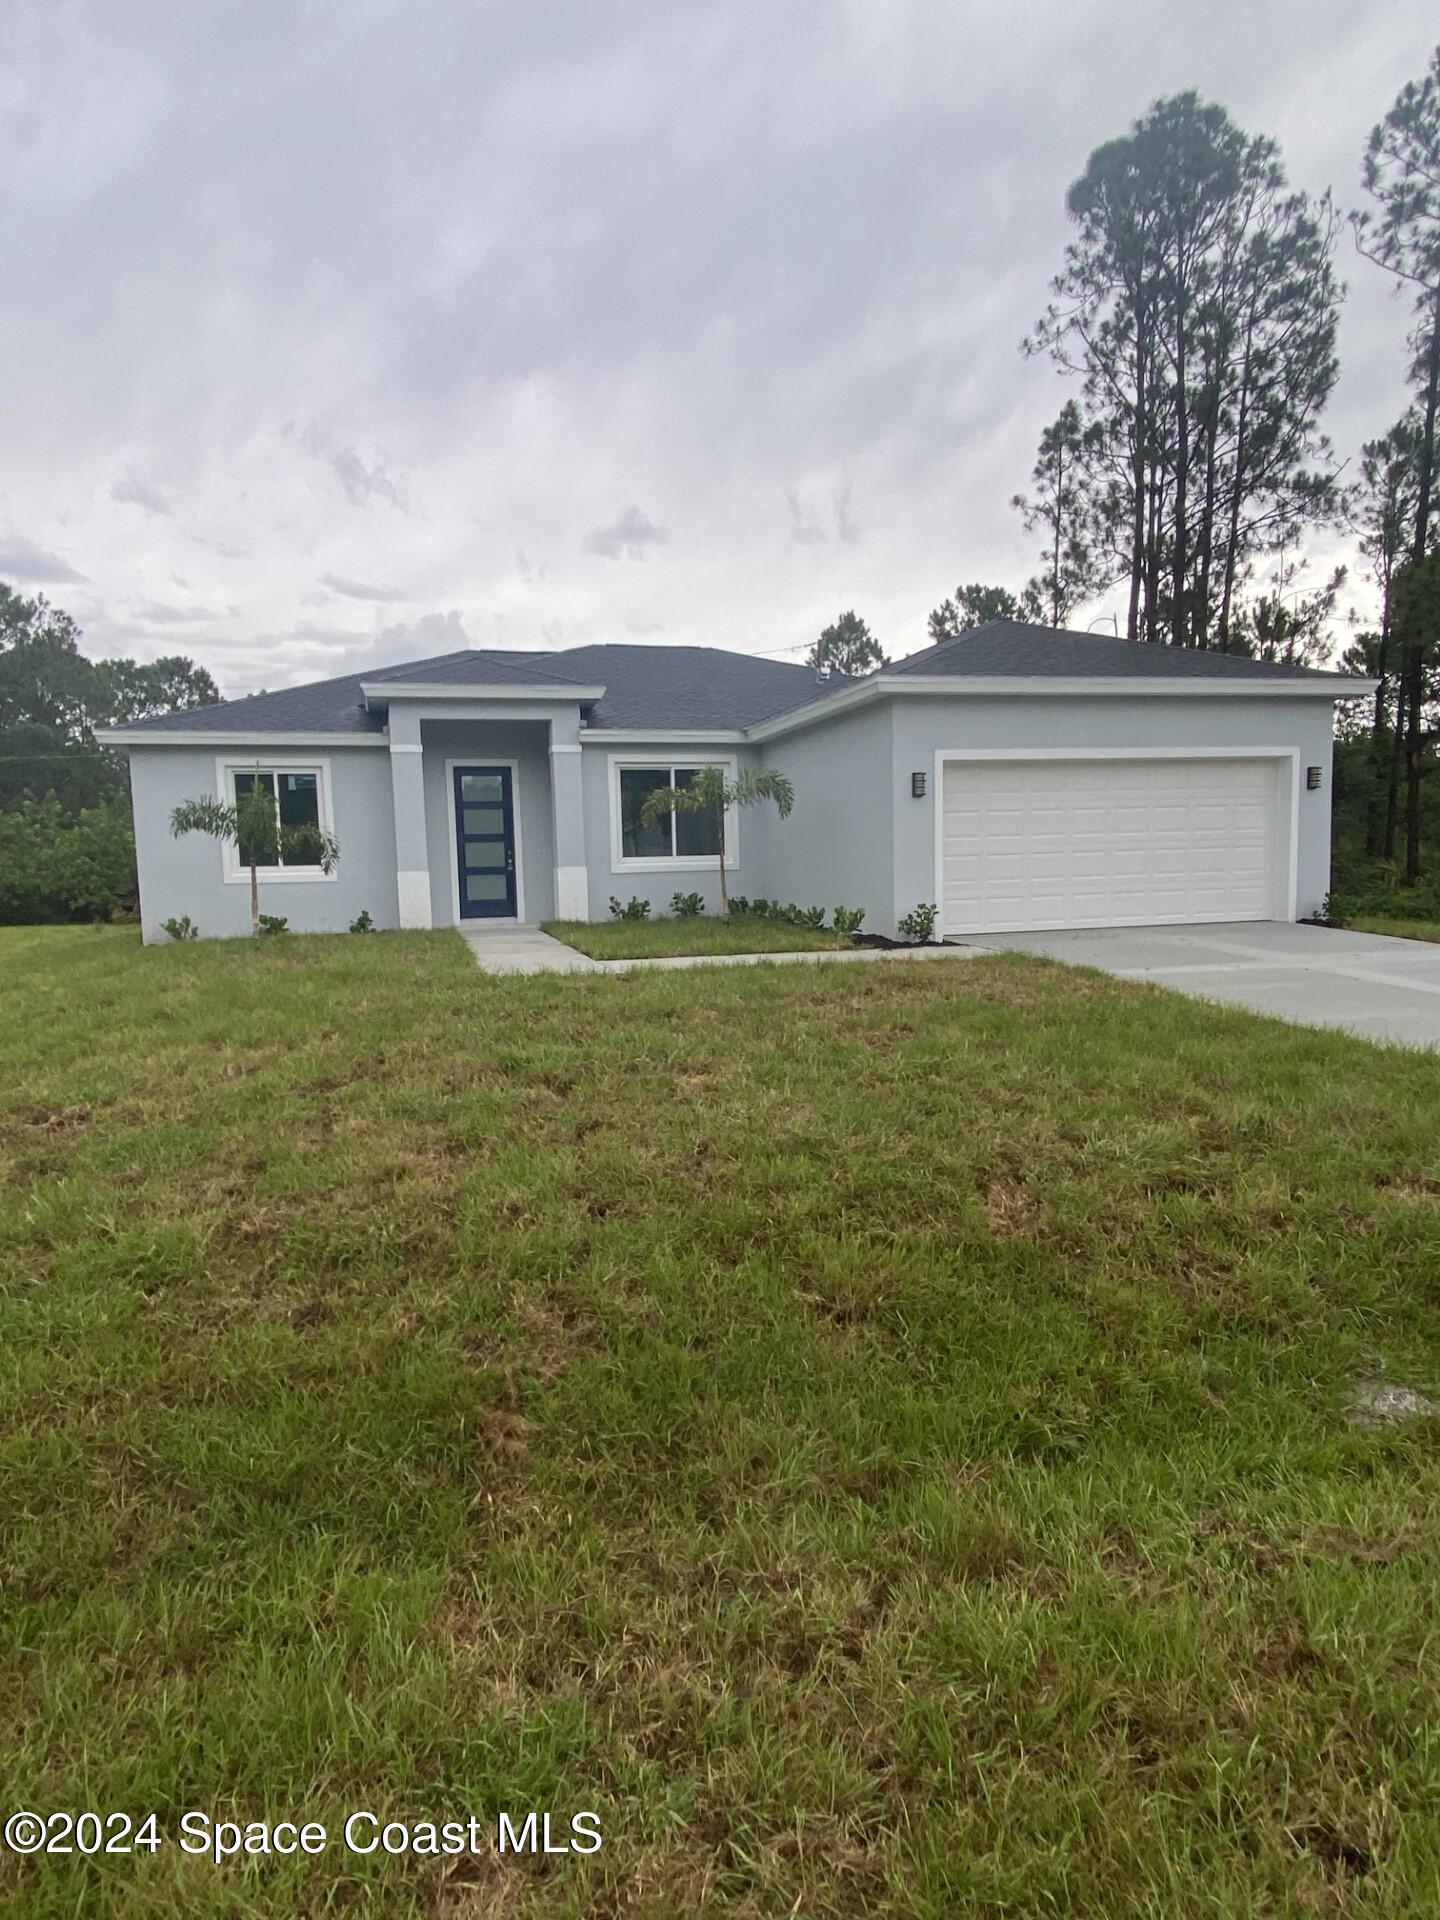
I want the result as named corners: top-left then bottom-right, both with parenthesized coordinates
top-left (452, 766), bottom-right (518, 919)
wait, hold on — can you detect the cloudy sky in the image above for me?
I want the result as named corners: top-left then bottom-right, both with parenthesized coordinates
top-left (1, 2), bottom-right (1435, 696)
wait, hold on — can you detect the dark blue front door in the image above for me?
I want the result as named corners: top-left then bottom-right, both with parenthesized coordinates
top-left (453, 765), bottom-right (518, 919)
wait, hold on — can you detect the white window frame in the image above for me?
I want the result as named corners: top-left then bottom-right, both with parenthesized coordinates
top-left (607, 753), bottom-right (739, 872)
top-left (214, 755), bottom-right (337, 885)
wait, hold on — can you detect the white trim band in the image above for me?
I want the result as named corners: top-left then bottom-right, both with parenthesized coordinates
top-left (101, 732), bottom-right (386, 749)
top-left (745, 673), bottom-right (1377, 743)
top-left (362, 680), bottom-right (605, 704)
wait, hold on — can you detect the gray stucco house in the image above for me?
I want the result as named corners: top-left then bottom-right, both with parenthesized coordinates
top-left (104, 621), bottom-right (1373, 944)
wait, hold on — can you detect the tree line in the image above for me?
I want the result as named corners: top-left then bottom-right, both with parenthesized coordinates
top-left (809, 48), bottom-right (1440, 889)
top-left (0, 585), bottom-right (218, 920)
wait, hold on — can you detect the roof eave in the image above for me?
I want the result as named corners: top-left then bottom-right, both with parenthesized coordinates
top-left (97, 729), bottom-right (387, 749)
top-left (745, 672), bottom-right (1377, 741)
top-left (359, 679), bottom-right (606, 707)
top-left (578, 727), bottom-right (747, 744)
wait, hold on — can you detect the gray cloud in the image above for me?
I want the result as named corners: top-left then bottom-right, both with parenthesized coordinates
top-left (0, 1), bottom-right (1432, 681)
top-left (320, 572), bottom-right (406, 602)
top-left (0, 529), bottom-right (88, 585)
top-left (111, 470), bottom-right (172, 516)
top-left (585, 506), bottom-right (668, 561)
top-left (785, 489), bottom-right (827, 548)
top-left (132, 599), bottom-right (225, 623)
top-left (787, 485), bottom-right (861, 548)
top-left (300, 423), bottom-right (404, 509)
top-left (190, 536), bottom-right (253, 561)
top-left (834, 485), bottom-right (860, 548)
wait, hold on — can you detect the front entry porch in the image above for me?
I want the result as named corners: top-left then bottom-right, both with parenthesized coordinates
top-left (382, 699), bottom-right (589, 931)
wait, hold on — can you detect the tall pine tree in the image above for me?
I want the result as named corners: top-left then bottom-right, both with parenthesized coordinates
top-left (1025, 92), bottom-right (1341, 650)
top-left (1354, 45), bottom-right (1440, 882)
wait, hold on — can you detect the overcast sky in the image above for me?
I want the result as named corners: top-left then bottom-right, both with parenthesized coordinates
top-left (2, 2), bottom-right (1435, 696)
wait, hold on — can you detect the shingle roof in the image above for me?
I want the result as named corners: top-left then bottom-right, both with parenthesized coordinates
top-left (527, 645), bottom-right (855, 728)
top-left (363, 651), bottom-right (596, 691)
top-left (882, 619), bottom-right (1355, 682)
top-left (103, 663), bottom-right (395, 736)
top-left (101, 621), bottom-right (1361, 742)
top-left (103, 643), bottom-right (856, 737)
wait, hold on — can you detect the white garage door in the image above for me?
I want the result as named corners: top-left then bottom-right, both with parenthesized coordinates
top-left (941, 755), bottom-right (1286, 936)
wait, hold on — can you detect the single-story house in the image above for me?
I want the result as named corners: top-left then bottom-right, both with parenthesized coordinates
top-left (103, 621), bottom-right (1374, 944)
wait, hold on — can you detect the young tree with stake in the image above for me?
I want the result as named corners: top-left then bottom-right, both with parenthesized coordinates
top-left (637, 767), bottom-right (794, 915)
top-left (171, 774), bottom-right (339, 936)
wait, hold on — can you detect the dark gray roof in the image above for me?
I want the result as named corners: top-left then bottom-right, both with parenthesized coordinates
top-left (100, 643), bottom-right (855, 738)
top-left (101, 662), bottom-right (397, 737)
top-left (101, 621), bottom-right (1361, 742)
top-left (364, 650), bottom-right (594, 691)
top-left (525, 644), bottom-right (856, 728)
top-left (882, 619), bottom-right (1356, 682)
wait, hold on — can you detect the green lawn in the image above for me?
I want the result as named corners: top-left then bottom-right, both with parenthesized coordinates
top-left (542, 912), bottom-right (847, 959)
top-left (5, 924), bottom-right (1440, 1916)
top-left (1348, 916), bottom-right (1440, 945)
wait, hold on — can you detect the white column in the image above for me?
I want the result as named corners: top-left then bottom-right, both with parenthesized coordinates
top-left (388, 706), bottom-right (432, 929)
top-left (549, 715), bottom-right (588, 919)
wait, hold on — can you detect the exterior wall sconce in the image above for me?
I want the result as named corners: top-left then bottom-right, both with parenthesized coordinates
top-left (911, 771), bottom-right (927, 799)
top-left (1306, 766), bottom-right (1323, 791)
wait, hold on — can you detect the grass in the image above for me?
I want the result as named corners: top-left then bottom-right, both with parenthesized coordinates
top-left (542, 912), bottom-right (846, 959)
top-left (1347, 916), bottom-right (1440, 945)
top-left (4, 924), bottom-right (1440, 1916)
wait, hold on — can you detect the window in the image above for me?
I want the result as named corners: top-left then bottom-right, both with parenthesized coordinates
top-left (619, 767), bottom-right (675, 858)
top-left (611, 757), bottom-right (734, 868)
top-left (218, 760), bottom-right (334, 882)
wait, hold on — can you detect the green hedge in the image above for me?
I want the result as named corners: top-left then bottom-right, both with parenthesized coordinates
top-left (0, 794), bottom-right (137, 923)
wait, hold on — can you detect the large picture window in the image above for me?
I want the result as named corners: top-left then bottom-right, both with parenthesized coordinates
top-left (218, 760), bottom-right (335, 882)
top-left (611, 758), bottom-right (735, 868)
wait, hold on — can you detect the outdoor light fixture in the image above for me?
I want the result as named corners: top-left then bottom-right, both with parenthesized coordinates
top-left (911, 771), bottom-right (927, 798)
top-left (1307, 766), bottom-right (1323, 791)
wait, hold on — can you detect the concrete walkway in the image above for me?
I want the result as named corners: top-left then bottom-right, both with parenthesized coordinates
top-left (963, 921), bottom-right (1440, 1051)
top-left (458, 925), bottom-right (981, 978)
top-left (456, 927), bottom-right (601, 973)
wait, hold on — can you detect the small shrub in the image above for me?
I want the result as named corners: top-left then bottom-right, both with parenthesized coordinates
top-left (898, 901), bottom-right (938, 944)
top-left (670, 891), bottom-right (704, 918)
top-left (728, 896), bottom-right (751, 916)
top-left (832, 906), bottom-right (865, 939)
top-left (795, 905), bottom-right (826, 929)
top-left (160, 915), bottom-right (199, 942)
top-left (749, 899), bottom-right (772, 918)
top-left (257, 914), bottom-right (290, 937)
top-left (608, 895), bottom-right (652, 921)
top-left (349, 909), bottom-right (376, 933)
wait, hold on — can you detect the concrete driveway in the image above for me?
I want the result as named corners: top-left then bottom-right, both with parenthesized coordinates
top-left (962, 921), bottom-right (1440, 1051)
